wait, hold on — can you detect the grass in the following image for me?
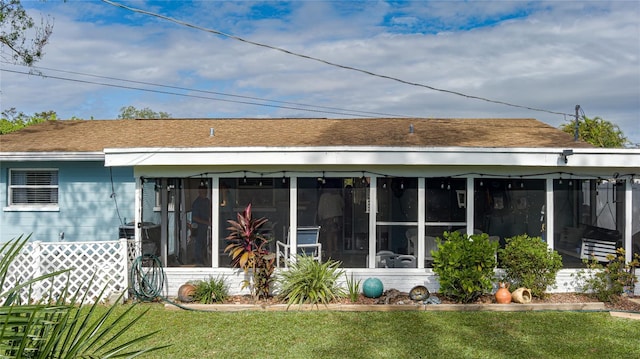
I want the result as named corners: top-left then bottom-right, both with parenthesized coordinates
top-left (110, 303), bottom-right (639, 359)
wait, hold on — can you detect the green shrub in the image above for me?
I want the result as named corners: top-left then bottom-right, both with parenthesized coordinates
top-left (432, 231), bottom-right (498, 303)
top-left (573, 248), bottom-right (639, 302)
top-left (499, 234), bottom-right (562, 298)
top-left (345, 273), bottom-right (361, 303)
top-left (277, 256), bottom-right (346, 308)
top-left (192, 276), bottom-right (229, 304)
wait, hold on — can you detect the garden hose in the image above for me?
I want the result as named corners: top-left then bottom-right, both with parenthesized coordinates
top-left (129, 254), bottom-right (206, 311)
top-left (129, 254), bottom-right (166, 302)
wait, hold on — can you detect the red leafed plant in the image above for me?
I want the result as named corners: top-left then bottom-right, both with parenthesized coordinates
top-left (224, 203), bottom-right (275, 300)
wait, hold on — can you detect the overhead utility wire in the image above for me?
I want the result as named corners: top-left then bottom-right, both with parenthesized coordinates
top-left (1, 68), bottom-right (373, 118)
top-left (102, 0), bottom-right (573, 117)
top-left (7, 62), bottom-right (409, 118)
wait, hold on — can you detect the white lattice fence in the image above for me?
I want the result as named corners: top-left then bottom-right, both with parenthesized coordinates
top-left (1, 239), bottom-right (129, 304)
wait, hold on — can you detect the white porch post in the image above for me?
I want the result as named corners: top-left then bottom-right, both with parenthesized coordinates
top-left (134, 177), bottom-right (142, 259)
top-left (546, 178), bottom-right (554, 250)
top-left (288, 177), bottom-right (298, 264)
top-left (368, 176), bottom-right (377, 268)
top-left (466, 177), bottom-right (474, 235)
top-left (211, 177), bottom-right (220, 268)
top-left (417, 178), bottom-right (425, 268)
top-left (625, 179), bottom-right (632, 263)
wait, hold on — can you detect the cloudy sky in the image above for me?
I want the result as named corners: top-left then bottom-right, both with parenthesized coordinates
top-left (2, 0), bottom-right (639, 144)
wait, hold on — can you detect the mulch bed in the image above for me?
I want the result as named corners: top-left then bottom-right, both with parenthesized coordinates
top-left (215, 290), bottom-right (640, 312)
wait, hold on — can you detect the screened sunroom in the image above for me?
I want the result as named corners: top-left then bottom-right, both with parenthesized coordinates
top-left (133, 171), bottom-right (637, 272)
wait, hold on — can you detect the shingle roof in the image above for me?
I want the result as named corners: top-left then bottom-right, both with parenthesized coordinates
top-left (0, 118), bottom-right (593, 152)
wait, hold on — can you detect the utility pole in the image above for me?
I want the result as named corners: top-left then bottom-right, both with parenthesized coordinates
top-left (573, 105), bottom-right (580, 141)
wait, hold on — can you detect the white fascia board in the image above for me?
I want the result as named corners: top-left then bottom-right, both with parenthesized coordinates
top-left (103, 146), bottom-right (640, 168)
top-left (0, 152), bottom-right (104, 161)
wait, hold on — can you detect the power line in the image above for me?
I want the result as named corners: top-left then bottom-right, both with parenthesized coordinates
top-left (1, 68), bottom-right (379, 118)
top-left (101, 0), bottom-right (574, 117)
top-left (6, 62), bottom-right (410, 118)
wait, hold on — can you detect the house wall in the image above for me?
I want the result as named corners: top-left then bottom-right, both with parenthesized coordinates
top-left (158, 268), bottom-right (640, 298)
top-left (0, 161), bottom-right (135, 243)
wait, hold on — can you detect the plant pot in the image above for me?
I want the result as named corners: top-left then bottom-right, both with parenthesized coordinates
top-left (178, 283), bottom-right (196, 302)
top-left (512, 287), bottom-right (532, 304)
top-left (495, 282), bottom-right (512, 304)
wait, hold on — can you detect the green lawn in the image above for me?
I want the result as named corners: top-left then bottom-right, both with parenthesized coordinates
top-left (117, 304), bottom-right (639, 359)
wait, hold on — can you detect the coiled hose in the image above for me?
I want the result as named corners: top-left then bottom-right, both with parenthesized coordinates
top-left (129, 254), bottom-right (204, 311)
top-left (129, 254), bottom-right (166, 301)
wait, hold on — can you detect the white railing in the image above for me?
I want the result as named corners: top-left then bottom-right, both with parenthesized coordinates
top-left (1, 239), bottom-right (131, 304)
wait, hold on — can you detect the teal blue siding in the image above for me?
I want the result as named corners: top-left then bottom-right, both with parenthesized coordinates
top-left (1, 161), bottom-right (135, 243)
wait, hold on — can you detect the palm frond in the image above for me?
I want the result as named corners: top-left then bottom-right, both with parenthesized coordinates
top-left (0, 236), bottom-right (170, 358)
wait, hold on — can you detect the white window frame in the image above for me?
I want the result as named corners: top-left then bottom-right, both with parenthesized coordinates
top-left (5, 168), bottom-right (59, 211)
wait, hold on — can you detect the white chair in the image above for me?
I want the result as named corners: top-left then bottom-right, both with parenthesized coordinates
top-left (375, 250), bottom-right (396, 268)
top-left (580, 237), bottom-right (617, 262)
top-left (276, 226), bottom-right (321, 268)
top-left (395, 254), bottom-right (416, 268)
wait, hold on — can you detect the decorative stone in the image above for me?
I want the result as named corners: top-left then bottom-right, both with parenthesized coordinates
top-left (409, 285), bottom-right (430, 301)
top-left (362, 277), bottom-right (384, 298)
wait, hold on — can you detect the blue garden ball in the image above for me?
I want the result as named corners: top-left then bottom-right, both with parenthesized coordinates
top-left (362, 278), bottom-right (384, 298)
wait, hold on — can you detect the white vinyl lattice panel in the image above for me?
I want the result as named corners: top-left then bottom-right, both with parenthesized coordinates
top-left (1, 239), bottom-right (129, 304)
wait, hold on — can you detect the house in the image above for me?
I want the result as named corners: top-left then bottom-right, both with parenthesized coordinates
top-left (1, 118), bottom-right (639, 296)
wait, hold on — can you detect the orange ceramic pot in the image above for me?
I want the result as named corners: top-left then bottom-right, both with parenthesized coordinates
top-left (495, 282), bottom-right (512, 304)
top-left (178, 283), bottom-right (196, 302)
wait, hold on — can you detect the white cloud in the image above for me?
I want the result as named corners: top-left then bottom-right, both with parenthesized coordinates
top-left (2, 1), bottom-right (638, 143)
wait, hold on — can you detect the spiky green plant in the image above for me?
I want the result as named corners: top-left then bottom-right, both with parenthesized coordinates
top-left (345, 273), bottom-right (361, 303)
top-left (192, 276), bottom-right (229, 304)
top-left (0, 235), bottom-right (169, 358)
top-left (277, 256), bottom-right (346, 308)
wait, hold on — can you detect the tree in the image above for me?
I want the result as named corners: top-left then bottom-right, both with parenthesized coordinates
top-left (0, 0), bottom-right (53, 66)
top-left (560, 115), bottom-right (628, 148)
top-left (118, 105), bottom-right (171, 119)
top-left (0, 108), bottom-right (57, 134)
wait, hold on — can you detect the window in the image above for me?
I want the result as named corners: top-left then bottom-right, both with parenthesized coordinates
top-left (218, 177), bottom-right (290, 267)
top-left (8, 169), bottom-right (58, 207)
top-left (554, 179), bottom-right (627, 268)
top-left (474, 178), bottom-right (546, 249)
top-left (297, 177), bottom-right (369, 268)
top-left (376, 177), bottom-right (418, 267)
top-left (425, 177), bottom-right (467, 235)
